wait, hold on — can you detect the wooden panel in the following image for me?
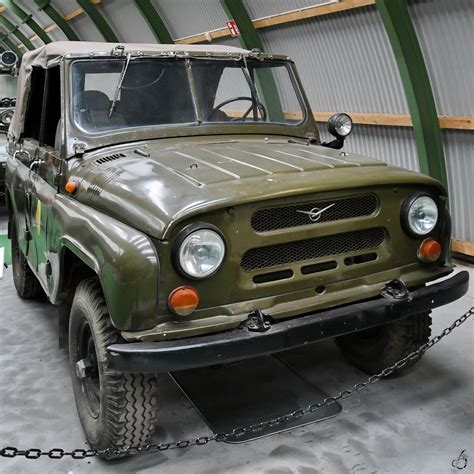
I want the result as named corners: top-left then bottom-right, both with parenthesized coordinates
top-left (452, 239), bottom-right (474, 257)
top-left (253, 0), bottom-right (375, 29)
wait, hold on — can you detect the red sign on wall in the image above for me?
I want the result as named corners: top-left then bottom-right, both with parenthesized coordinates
top-left (226, 20), bottom-right (240, 37)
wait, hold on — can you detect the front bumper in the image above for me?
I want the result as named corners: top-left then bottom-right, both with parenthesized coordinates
top-left (107, 271), bottom-right (469, 373)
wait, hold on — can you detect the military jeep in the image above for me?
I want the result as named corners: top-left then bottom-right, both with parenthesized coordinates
top-left (5, 42), bottom-right (469, 458)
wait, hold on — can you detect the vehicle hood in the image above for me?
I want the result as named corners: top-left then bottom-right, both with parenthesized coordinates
top-left (69, 136), bottom-right (443, 239)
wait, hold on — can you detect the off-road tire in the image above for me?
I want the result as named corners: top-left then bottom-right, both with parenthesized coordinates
top-left (11, 218), bottom-right (42, 299)
top-left (69, 278), bottom-right (158, 460)
top-left (336, 312), bottom-right (432, 375)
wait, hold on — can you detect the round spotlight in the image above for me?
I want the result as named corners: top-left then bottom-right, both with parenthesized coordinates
top-left (328, 113), bottom-right (353, 138)
top-left (1, 51), bottom-right (18, 67)
top-left (0, 109), bottom-right (14, 126)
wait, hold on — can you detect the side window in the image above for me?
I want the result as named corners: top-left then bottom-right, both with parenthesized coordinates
top-left (41, 66), bottom-right (61, 148)
top-left (23, 67), bottom-right (45, 141)
top-left (22, 66), bottom-right (61, 148)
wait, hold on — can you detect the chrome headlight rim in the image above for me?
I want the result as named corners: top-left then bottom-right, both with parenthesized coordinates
top-left (172, 223), bottom-right (226, 280)
top-left (401, 193), bottom-right (439, 238)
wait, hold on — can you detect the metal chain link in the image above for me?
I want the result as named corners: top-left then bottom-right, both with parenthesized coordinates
top-left (2, 306), bottom-right (473, 460)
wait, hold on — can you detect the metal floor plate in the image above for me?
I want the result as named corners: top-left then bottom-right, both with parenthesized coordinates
top-left (171, 355), bottom-right (341, 443)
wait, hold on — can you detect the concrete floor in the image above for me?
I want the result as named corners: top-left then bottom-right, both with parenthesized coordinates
top-left (0, 206), bottom-right (472, 474)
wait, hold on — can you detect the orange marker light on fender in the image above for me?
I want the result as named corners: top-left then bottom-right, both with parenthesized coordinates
top-left (168, 286), bottom-right (199, 316)
top-left (418, 238), bottom-right (441, 263)
top-left (65, 180), bottom-right (77, 194)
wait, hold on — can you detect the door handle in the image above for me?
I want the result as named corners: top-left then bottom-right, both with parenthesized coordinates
top-left (13, 149), bottom-right (30, 162)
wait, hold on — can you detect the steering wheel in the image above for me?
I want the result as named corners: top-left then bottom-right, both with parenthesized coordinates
top-left (208, 96), bottom-right (267, 122)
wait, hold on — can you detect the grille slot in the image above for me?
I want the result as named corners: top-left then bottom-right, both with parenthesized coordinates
top-left (241, 228), bottom-right (385, 272)
top-left (301, 260), bottom-right (337, 275)
top-left (0, 163), bottom-right (5, 183)
top-left (344, 252), bottom-right (377, 266)
top-left (95, 153), bottom-right (126, 165)
top-left (253, 269), bottom-right (294, 284)
top-left (251, 195), bottom-right (378, 232)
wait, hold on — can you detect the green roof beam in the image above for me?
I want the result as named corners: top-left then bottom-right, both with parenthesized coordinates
top-left (0, 35), bottom-right (22, 57)
top-left (219, 0), bottom-right (283, 121)
top-left (76, 0), bottom-right (119, 43)
top-left (0, 15), bottom-right (34, 50)
top-left (376, 0), bottom-right (448, 191)
top-left (34, 0), bottom-right (80, 41)
top-left (1, 0), bottom-right (51, 44)
top-left (133, 0), bottom-right (173, 44)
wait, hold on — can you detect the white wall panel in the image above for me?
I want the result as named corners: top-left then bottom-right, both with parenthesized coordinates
top-left (153, 0), bottom-right (230, 39)
top-left (259, 7), bottom-right (409, 115)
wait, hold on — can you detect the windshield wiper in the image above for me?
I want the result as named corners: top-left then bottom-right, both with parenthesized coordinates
top-left (108, 52), bottom-right (132, 118)
top-left (240, 56), bottom-right (265, 120)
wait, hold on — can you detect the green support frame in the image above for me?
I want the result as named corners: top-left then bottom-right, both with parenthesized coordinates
top-left (0, 35), bottom-right (22, 57)
top-left (1, 0), bottom-right (51, 44)
top-left (76, 0), bottom-right (119, 43)
top-left (134, 0), bottom-right (173, 44)
top-left (376, 0), bottom-right (448, 190)
top-left (34, 0), bottom-right (80, 41)
top-left (219, 0), bottom-right (282, 121)
top-left (0, 15), bottom-right (34, 50)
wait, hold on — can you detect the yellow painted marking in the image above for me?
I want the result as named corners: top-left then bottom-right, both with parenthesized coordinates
top-left (35, 200), bottom-right (42, 236)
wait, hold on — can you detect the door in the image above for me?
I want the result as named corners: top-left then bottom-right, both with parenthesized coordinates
top-left (12, 65), bottom-right (63, 293)
top-left (28, 66), bottom-right (63, 292)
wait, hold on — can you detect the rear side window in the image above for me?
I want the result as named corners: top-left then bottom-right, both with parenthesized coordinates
top-left (23, 67), bottom-right (45, 140)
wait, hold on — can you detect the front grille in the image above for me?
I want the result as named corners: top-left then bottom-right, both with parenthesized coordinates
top-left (251, 194), bottom-right (378, 232)
top-left (241, 228), bottom-right (385, 272)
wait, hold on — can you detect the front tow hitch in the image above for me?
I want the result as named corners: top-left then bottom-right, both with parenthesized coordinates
top-left (241, 310), bottom-right (273, 332)
top-left (381, 279), bottom-right (410, 300)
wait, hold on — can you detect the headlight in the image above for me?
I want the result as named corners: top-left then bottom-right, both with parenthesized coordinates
top-left (175, 225), bottom-right (225, 279)
top-left (1, 110), bottom-right (13, 126)
top-left (328, 113), bottom-right (353, 138)
top-left (403, 195), bottom-right (438, 236)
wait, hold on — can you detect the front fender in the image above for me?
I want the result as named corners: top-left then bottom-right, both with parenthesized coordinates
top-left (52, 195), bottom-right (159, 331)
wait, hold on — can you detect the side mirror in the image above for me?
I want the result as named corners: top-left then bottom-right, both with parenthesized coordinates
top-left (321, 113), bottom-right (353, 150)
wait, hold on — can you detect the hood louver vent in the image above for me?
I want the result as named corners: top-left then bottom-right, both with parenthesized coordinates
top-left (94, 153), bottom-right (126, 165)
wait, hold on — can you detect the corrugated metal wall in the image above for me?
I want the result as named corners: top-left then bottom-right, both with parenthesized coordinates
top-left (0, 0), bottom-right (471, 241)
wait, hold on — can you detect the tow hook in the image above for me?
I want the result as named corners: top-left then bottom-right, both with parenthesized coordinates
top-left (381, 279), bottom-right (410, 300)
top-left (241, 310), bottom-right (272, 332)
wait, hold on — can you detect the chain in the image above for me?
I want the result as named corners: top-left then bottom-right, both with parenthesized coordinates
top-left (2, 307), bottom-right (473, 460)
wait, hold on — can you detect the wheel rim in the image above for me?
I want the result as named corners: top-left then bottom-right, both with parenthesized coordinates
top-left (77, 322), bottom-right (101, 418)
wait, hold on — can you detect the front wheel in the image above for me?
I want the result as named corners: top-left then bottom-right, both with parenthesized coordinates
top-left (69, 278), bottom-right (158, 459)
top-left (336, 312), bottom-right (432, 375)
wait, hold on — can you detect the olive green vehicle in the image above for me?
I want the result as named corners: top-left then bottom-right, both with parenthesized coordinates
top-left (5, 42), bottom-right (469, 458)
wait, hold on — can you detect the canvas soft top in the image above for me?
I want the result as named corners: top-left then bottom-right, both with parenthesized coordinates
top-left (10, 41), bottom-right (250, 140)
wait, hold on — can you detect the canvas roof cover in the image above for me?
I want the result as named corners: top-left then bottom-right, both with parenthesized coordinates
top-left (10, 41), bottom-right (250, 140)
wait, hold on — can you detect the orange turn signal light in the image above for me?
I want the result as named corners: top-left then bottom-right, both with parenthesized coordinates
top-left (417, 238), bottom-right (441, 263)
top-left (65, 180), bottom-right (77, 194)
top-left (168, 286), bottom-right (199, 316)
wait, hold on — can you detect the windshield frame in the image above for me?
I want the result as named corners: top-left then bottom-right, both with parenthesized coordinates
top-left (64, 52), bottom-right (316, 158)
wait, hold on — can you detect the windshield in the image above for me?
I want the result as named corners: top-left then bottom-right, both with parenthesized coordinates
top-left (71, 57), bottom-right (305, 133)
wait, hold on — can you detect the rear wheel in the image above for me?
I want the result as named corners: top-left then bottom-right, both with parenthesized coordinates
top-left (69, 278), bottom-right (158, 459)
top-left (11, 218), bottom-right (42, 299)
top-left (336, 312), bottom-right (432, 375)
